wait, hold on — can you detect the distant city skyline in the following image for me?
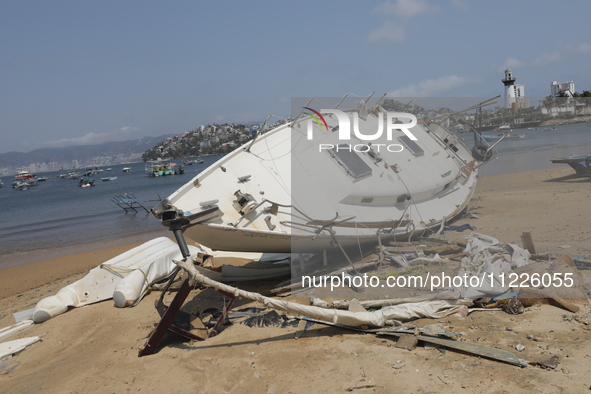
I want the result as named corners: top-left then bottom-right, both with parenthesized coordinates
top-left (2, 0), bottom-right (590, 153)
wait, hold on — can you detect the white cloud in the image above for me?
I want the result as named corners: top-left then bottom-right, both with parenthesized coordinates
top-left (368, 20), bottom-right (405, 43)
top-left (36, 126), bottom-right (141, 149)
top-left (569, 43), bottom-right (591, 54)
top-left (497, 57), bottom-right (525, 72)
top-left (389, 75), bottom-right (479, 97)
top-left (120, 126), bottom-right (140, 133)
top-left (531, 51), bottom-right (562, 67)
top-left (496, 53), bottom-right (561, 72)
top-left (374, 0), bottom-right (439, 17)
top-left (497, 44), bottom-right (590, 72)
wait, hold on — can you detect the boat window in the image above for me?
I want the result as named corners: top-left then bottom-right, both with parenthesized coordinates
top-left (398, 136), bottom-right (424, 156)
top-left (329, 145), bottom-right (373, 181)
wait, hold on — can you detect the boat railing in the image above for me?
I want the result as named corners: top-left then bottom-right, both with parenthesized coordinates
top-left (244, 92), bottom-right (388, 153)
top-left (284, 98), bottom-right (315, 137)
top-left (245, 114), bottom-right (273, 152)
top-left (422, 122), bottom-right (473, 168)
top-left (472, 134), bottom-right (507, 169)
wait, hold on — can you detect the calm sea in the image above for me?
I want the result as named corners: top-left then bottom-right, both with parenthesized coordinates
top-left (1, 122), bottom-right (590, 269)
top-left (0, 156), bottom-right (222, 269)
top-left (463, 121), bottom-right (591, 177)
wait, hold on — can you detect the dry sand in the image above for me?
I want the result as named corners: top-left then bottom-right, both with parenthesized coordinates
top-left (1, 166), bottom-right (591, 393)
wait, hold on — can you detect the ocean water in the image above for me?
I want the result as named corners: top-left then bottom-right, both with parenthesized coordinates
top-left (462, 121), bottom-right (591, 177)
top-left (0, 156), bottom-right (222, 268)
top-left (1, 122), bottom-right (590, 269)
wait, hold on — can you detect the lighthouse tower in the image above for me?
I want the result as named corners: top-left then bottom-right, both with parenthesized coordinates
top-left (502, 68), bottom-right (517, 110)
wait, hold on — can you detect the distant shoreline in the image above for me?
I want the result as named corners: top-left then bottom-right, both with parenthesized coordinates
top-left (471, 116), bottom-right (591, 133)
top-left (540, 115), bottom-right (591, 127)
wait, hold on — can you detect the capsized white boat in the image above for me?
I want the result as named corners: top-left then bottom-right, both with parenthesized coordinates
top-left (152, 98), bottom-right (481, 253)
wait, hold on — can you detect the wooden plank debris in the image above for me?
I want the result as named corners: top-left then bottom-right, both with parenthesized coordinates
top-left (298, 317), bottom-right (529, 367)
top-left (520, 232), bottom-right (536, 254)
top-left (394, 335), bottom-right (418, 350)
top-left (423, 244), bottom-right (464, 255)
top-left (535, 355), bottom-right (560, 369)
top-left (518, 288), bottom-right (580, 313)
top-left (377, 331), bottom-right (530, 367)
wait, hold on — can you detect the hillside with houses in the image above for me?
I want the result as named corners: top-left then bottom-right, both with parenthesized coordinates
top-left (141, 119), bottom-right (289, 162)
top-left (141, 123), bottom-right (256, 162)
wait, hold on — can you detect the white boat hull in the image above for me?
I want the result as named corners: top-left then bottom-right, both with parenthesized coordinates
top-left (154, 102), bottom-right (479, 253)
top-left (183, 198), bottom-right (470, 253)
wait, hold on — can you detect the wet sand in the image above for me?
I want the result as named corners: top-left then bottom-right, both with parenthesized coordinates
top-left (1, 166), bottom-right (590, 393)
top-left (0, 229), bottom-right (171, 271)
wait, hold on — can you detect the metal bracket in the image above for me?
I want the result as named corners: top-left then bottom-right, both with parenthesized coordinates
top-left (138, 271), bottom-right (236, 357)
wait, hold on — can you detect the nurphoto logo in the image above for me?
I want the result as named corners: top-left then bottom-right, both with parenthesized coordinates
top-left (303, 107), bottom-right (418, 152)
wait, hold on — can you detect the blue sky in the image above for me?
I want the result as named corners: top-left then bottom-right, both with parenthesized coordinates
top-left (2, 0), bottom-right (590, 153)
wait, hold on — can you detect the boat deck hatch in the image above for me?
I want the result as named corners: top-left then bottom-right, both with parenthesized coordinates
top-left (398, 136), bottom-right (424, 156)
top-left (329, 145), bottom-right (372, 181)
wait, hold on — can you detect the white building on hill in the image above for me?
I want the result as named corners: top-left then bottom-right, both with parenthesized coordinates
top-left (551, 81), bottom-right (575, 97)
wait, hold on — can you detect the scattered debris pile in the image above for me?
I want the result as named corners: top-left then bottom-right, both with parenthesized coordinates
top-left (140, 231), bottom-right (590, 367)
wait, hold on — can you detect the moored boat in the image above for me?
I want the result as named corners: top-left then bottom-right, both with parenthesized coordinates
top-left (13, 180), bottom-right (34, 190)
top-left (481, 124), bottom-right (524, 141)
top-left (12, 167), bottom-right (38, 187)
top-left (482, 132), bottom-right (525, 141)
top-left (145, 159), bottom-right (184, 177)
top-left (78, 174), bottom-right (95, 187)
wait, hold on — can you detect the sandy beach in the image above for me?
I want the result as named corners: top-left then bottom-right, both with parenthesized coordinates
top-left (1, 165), bottom-right (591, 393)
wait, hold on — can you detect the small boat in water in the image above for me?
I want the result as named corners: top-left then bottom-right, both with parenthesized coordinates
top-left (122, 167), bottom-right (132, 173)
top-left (78, 174), bottom-right (95, 187)
top-left (481, 125), bottom-right (524, 141)
top-left (101, 176), bottom-right (118, 181)
top-left (13, 180), bottom-right (34, 190)
top-left (482, 133), bottom-right (525, 141)
top-left (12, 168), bottom-right (38, 188)
top-left (145, 159), bottom-right (184, 177)
top-left (152, 96), bottom-right (482, 253)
